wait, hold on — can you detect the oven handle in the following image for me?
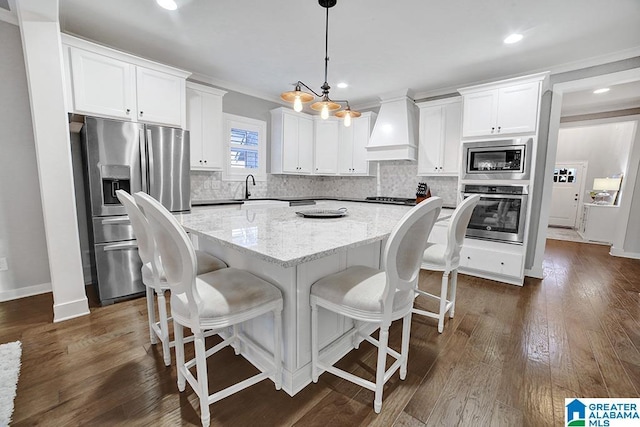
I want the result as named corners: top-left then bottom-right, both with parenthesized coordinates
top-left (463, 193), bottom-right (527, 200)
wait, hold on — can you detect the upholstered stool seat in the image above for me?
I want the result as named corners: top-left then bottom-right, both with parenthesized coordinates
top-left (116, 189), bottom-right (228, 366)
top-left (135, 191), bottom-right (283, 427)
top-left (412, 194), bottom-right (480, 333)
top-left (310, 197), bottom-right (442, 414)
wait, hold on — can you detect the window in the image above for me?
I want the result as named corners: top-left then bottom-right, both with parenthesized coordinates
top-left (223, 114), bottom-right (267, 181)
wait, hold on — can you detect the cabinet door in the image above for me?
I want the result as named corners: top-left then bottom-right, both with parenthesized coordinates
top-left (282, 113), bottom-right (300, 173)
top-left (297, 116), bottom-right (314, 174)
top-left (461, 90), bottom-right (498, 137)
top-left (338, 125), bottom-right (354, 174)
top-left (69, 48), bottom-right (135, 119)
top-left (496, 82), bottom-right (540, 135)
top-left (440, 101), bottom-right (462, 174)
top-left (417, 106), bottom-right (444, 174)
top-left (350, 117), bottom-right (371, 174)
top-left (314, 119), bottom-right (339, 174)
top-left (186, 88), bottom-right (205, 168)
top-left (201, 92), bottom-right (224, 170)
top-left (136, 67), bottom-right (183, 127)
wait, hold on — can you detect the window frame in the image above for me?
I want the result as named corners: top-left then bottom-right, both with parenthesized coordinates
top-left (222, 113), bottom-right (267, 181)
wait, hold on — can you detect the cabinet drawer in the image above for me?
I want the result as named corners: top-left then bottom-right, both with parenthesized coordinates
top-left (460, 246), bottom-right (523, 278)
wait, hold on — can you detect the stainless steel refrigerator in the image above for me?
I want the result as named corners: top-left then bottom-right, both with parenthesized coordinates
top-left (80, 116), bottom-right (190, 305)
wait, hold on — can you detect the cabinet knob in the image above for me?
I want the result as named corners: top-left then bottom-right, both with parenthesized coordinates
top-left (434, 167), bottom-right (437, 171)
top-left (140, 111), bottom-right (144, 116)
top-left (500, 262), bottom-right (504, 265)
top-left (497, 126), bottom-right (501, 132)
top-left (199, 160), bottom-right (202, 164)
top-left (439, 166), bottom-right (443, 170)
top-left (491, 127), bottom-right (495, 133)
top-left (203, 160), bottom-right (207, 164)
top-left (126, 108), bottom-right (130, 115)
top-left (467, 256), bottom-right (471, 260)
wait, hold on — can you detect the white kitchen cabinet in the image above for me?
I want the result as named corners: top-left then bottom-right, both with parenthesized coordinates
top-left (186, 82), bottom-right (227, 170)
top-left (417, 97), bottom-right (461, 176)
top-left (63, 35), bottom-right (190, 128)
top-left (271, 108), bottom-right (314, 174)
top-left (457, 239), bottom-right (525, 285)
top-left (68, 47), bottom-right (136, 120)
top-left (338, 112), bottom-right (376, 175)
top-left (578, 203), bottom-right (618, 243)
top-left (135, 67), bottom-right (184, 126)
top-left (459, 73), bottom-right (547, 138)
top-left (313, 117), bottom-right (339, 175)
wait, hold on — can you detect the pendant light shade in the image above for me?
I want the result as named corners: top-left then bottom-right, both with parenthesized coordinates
top-left (280, 0), bottom-right (359, 125)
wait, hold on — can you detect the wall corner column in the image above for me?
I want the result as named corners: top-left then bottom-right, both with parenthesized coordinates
top-left (12, 0), bottom-right (89, 321)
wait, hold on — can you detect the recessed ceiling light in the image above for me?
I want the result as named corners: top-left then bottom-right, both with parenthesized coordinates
top-left (337, 82), bottom-right (348, 89)
top-left (156, 0), bottom-right (177, 10)
top-left (593, 88), bottom-right (610, 94)
top-left (504, 33), bottom-right (523, 44)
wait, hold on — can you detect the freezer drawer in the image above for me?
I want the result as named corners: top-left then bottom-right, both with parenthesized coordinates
top-left (92, 216), bottom-right (135, 244)
top-left (94, 241), bottom-right (145, 304)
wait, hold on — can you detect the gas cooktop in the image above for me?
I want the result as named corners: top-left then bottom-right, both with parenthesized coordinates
top-left (365, 196), bottom-right (416, 205)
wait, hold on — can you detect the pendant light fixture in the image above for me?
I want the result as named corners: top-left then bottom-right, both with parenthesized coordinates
top-left (280, 0), bottom-right (360, 127)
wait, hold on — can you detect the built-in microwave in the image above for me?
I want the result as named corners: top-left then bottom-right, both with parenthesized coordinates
top-left (462, 137), bottom-right (532, 180)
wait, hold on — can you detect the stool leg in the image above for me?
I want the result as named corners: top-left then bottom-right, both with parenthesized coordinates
top-left (156, 289), bottom-right (171, 366)
top-left (194, 332), bottom-right (210, 427)
top-left (450, 269), bottom-right (458, 319)
top-left (146, 286), bottom-right (158, 344)
top-left (438, 272), bottom-right (449, 333)
top-left (175, 321), bottom-right (186, 392)
top-left (400, 312), bottom-right (412, 380)
top-left (374, 325), bottom-right (389, 413)
top-left (311, 302), bottom-right (319, 383)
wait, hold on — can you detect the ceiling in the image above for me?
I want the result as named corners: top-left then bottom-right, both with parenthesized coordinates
top-left (41, 1), bottom-right (640, 107)
top-left (561, 81), bottom-right (640, 116)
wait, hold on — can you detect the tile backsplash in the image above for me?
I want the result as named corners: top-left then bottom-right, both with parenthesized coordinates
top-left (191, 161), bottom-right (459, 206)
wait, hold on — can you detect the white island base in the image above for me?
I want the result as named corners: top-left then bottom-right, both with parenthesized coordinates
top-left (196, 236), bottom-right (382, 396)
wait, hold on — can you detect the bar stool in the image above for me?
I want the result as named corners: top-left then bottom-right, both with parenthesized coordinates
top-left (134, 191), bottom-right (283, 427)
top-left (116, 190), bottom-right (227, 366)
top-left (412, 194), bottom-right (481, 332)
top-left (310, 197), bottom-right (442, 413)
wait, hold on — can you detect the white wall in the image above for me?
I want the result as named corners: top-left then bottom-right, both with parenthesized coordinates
top-left (556, 120), bottom-right (635, 195)
top-left (0, 19), bottom-right (51, 300)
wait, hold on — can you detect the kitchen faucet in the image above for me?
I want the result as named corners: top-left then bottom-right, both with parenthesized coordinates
top-left (245, 174), bottom-right (256, 199)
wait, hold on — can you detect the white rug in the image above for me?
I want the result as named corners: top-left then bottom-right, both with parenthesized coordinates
top-left (0, 341), bottom-right (21, 426)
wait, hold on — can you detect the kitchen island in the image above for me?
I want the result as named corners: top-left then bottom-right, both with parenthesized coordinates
top-left (178, 201), bottom-right (450, 395)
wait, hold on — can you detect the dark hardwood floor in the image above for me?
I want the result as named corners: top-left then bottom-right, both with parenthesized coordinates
top-left (2, 239), bottom-right (639, 426)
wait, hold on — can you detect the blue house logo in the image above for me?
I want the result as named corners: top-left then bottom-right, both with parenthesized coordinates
top-left (566, 399), bottom-right (587, 426)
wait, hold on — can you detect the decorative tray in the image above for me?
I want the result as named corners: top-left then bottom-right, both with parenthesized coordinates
top-left (295, 207), bottom-right (348, 218)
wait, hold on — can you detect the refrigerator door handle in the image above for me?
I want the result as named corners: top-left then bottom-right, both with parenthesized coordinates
top-left (103, 241), bottom-right (138, 252)
top-left (146, 128), bottom-right (155, 193)
top-left (101, 217), bottom-right (131, 225)
top-left (140, 128), bottom-right (148, 193)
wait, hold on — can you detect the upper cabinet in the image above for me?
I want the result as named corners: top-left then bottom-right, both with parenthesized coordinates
top-left (271, 108), bottom-right (314, 174)
top-left (186, 82), bottom-right (227, 170)
top-left (416, 97), bottom-right (461, 176)
top-left (314, 117), bottom-right (340, 175)
top-left (339, 112), bottom-right (377, 175)
top-left (458, 73), bottom-right (548, 138)
top-left (62, 34), bottom-right (190, 128)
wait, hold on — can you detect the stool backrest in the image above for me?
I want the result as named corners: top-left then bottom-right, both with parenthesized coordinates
top-left (116, 189), bottom-right (155, 266)
top-left (445, 194), bottom-right (481, 268)
top-left (134, 192), bottom-right (201, 317)
top-left (381, 197), bottom-right (442, 319)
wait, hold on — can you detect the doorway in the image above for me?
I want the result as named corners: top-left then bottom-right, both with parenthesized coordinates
top-left (548, 161), bottom-right (587, 228)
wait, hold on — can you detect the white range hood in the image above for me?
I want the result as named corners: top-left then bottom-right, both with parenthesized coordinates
top-left (366, 91), bottom-right (418, 161)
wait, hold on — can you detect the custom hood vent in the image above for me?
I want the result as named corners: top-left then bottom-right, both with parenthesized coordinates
top-left (366, 91), bottom-right (418, 161)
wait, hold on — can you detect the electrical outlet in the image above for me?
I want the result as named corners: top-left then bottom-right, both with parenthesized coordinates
top-left (0, 257), bottom-right (7, 271)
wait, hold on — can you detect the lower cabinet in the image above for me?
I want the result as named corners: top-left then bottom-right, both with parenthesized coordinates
top-left (578, 203), bottom-right (618, 243)
top-left (459, 245), bottom-right (524, 281)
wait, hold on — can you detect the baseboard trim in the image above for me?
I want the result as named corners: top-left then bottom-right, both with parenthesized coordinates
top-left (0, 282), bottom-right (52, 302)
top-left (610, 247), bottom-right (640, 260)
top-left (53, 297), bottom-right (90, 322)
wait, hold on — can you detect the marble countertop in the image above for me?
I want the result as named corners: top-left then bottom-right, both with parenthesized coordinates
top-left (179, 201), bottom-right (453, 268)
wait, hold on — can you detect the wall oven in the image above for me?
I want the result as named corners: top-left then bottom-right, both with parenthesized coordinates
top-left (462, 137), bottom-right (532, 180)
top-left (463, 184), bottom-right (528, 244)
